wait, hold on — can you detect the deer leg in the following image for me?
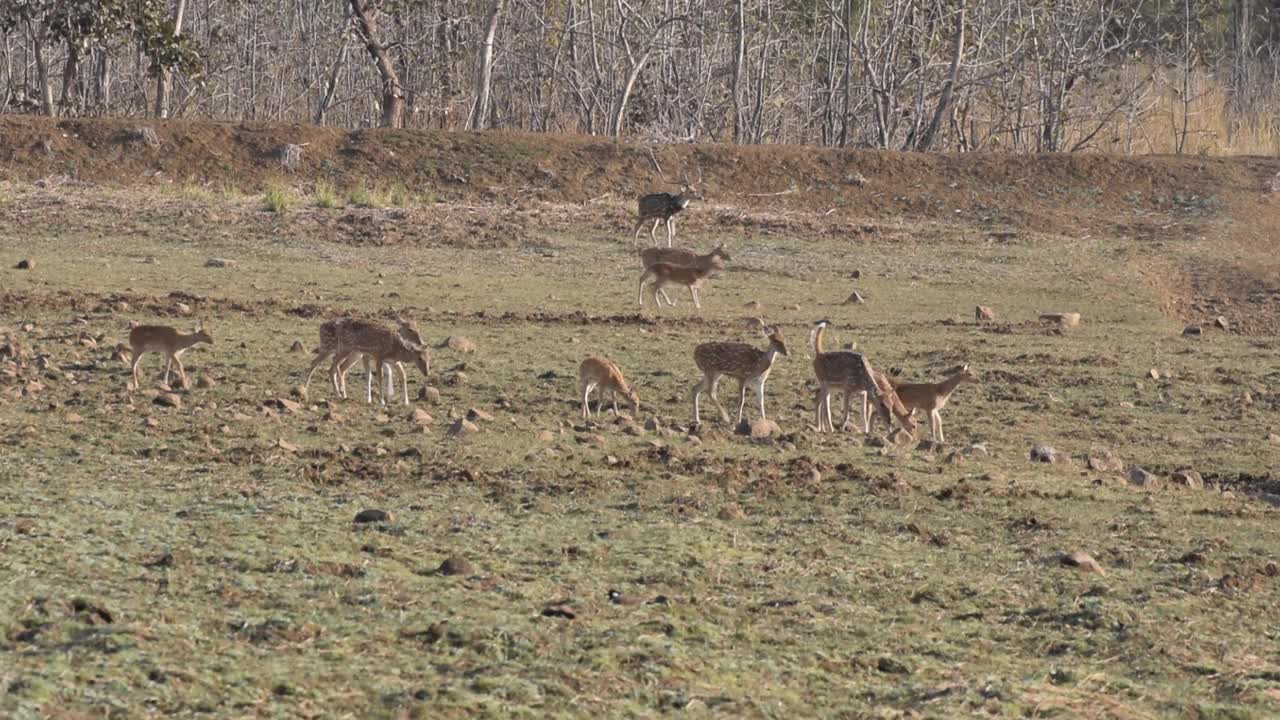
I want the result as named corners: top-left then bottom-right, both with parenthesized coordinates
top-left (665, 218), bottom-right (675, 247)
top-left (735, 381), bottom-right (748, 424)
top-left (933, 409), bottom-right (944, 444)
top-left (383, 362), bottom-right (395, 402)
top-left (708, 375), bottom-right (730, 423)
top-left (633, 219), bottom-right (645, 246)
top-left (692, 379), bottom-right (704, 424)
top-left (375, 362), bottom-right (389, 406)
top-left (582, 382), bottom-right (594, 418)
top-left (173, 355), bottom-right (187, 388)
top-left (398, 362), bottom-right (409, 405)
top-left (658, 287), bottom-right (674, 305)
top-left (756, 379), bottom-right (767, 420)
top-left (649, 219), bottom-right (660, 245)
top-left (304, 351), bottom-right (331, 393)
top-left (690, 285), bottom-right (701, 309)
top-left (130, 351), bottom-right (145, 389)
top-left (638, 270), bottom-right (651, 307)
top-left (814, 388), bottom-right (826, 432)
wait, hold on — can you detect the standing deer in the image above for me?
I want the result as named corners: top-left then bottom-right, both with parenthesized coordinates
top-left (809, 320), bottom-right (913, 434)
top-left (638, 243), bottom-right (730, 306)
top-left (691, 320), bottom-right (789, 425)
top-left (633, 185), bottom-right (702, 247)
top-left (326, 319), bottom-right (431, 405)
top-left (886, 365), bottom-right (980, 444)
top-left (305, 317), bottom-right (424, 401)
top-left (638, 262), bottom-right (718, 309)
top-left (578, 356), bottom-right (640, 419)
top-left (128, 322), bottom-right (213, 389)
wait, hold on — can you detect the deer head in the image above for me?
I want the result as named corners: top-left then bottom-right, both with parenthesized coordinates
top-left (193, 320), bottom-right (212, 345)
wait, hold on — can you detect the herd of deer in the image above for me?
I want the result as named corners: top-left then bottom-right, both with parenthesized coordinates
top-left (122, 184), bottom-right (978, 444)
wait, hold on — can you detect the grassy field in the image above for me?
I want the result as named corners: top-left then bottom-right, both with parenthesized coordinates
top-left (2, 176), bottom-right (1279, 720)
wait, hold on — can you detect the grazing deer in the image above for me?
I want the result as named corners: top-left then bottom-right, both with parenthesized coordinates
top-left (327, 320), bottom-right (431, 405)
top-left (304, 318), bottom-right (423, 400)
top-left (634, 183), bottom-right (703, 247)
top-left (639, 244), bottom-right (730, 306)
top-left (336, 318), bottom-right (425, 402)
top-left (638, 262), bottom-right (717, 309)
top-left (809, 320), bottom-right (912, 434)
top-left (578, 356), bottom-right (639, 419)
top-left (886, 365), bottom-right (980, 444)
top-left (692, 320), bottom-right (789, 425)
top-left (128, 322), bottom-right (213, 389)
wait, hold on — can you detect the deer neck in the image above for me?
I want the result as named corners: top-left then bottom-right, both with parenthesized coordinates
top-left (811, 325), bottom-right (827, 355)
top-left (937, 373), bottom-right (968, 400)
top-left (176, 332), bottom-right (205, 351)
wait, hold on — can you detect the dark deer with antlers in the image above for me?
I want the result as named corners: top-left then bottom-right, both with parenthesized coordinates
top-left (633, 168), bottom-right (703, 247)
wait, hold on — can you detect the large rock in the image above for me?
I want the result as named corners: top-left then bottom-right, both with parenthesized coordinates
top-left (1171, 469), bottom-right (1204, 489)
top-left (1127, 465), bottom-right (1163, 489)
top-left (448, 419), bottom-right (479, 436)
top-left (444, 336), bottom-right (477, 353)
top-left (739, 418), bottom-right (782, 439)
top-left (1029, 444), bottom-right (1058, 464)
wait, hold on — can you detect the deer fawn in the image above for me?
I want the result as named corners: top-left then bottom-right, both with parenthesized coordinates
top-left (326, 319), bottom-right (431, 405)
top-left (887, 365), bottom-right (980, 444)
top-left (638, 262), bottom-right (717, 309)
top-left (305, 317), bottom-right (423, 402)
top-left (809, 320), bottom-right (912, 434)
top-left (692, 320), bottom-right (789, 425)
top-left (634, 187), bottom-right (702, 247)
top-left (638, 244), bottom-right (729, 306)
top-left (578, 356), bottom-right (640, 419)
top-left (128, 322), bottom-right (212, 389)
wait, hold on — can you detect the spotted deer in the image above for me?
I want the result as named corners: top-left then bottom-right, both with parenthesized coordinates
top-left (886, 365), bottom-right (980, 444)
top-left (578, 356), bottom-right (639, 419)
top-left (304, 317), bottom-right (424, 401)
top-left (638, 262), bottom-right (717, 309)
top-left (128, 322), bottom-right (213, 389)
top-left (633, 189), bottom-right (703, 247)
top-left (809, 320), bottom-right (914, 435)
top-left (324, 319), bottom-right (431, 405)
top-left (691, 320), bottom-right (789, 425)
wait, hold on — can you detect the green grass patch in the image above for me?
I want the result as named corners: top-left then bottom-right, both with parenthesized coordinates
top-left (313, 181), bottom-right (342, 209)
top-left (262, 182), bottom-right (296, 213)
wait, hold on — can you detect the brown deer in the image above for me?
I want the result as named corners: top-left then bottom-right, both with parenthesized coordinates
top-left (638, 262), bottom-right (717, 309)
top-left (578, 356), bottom-right (640, 419)
top-left (692, 320), bottom-right (789, 425)
top-left (886, 365), bottom-right (980, 444)
top-left (326, 319), bottom-right (431, 405)
top-left (128, 322), bottom-right (213, 389)
top-left (304, 317), bottom-right (424, 401)
top-left (809, 320), bottom-right (913, 435)
top-left (638, 244), bottom-right (729, 306)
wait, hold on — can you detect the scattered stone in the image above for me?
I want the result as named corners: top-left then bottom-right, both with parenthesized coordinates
top-left (603, 454), bottom-right (620, 466)
top-left (718, 503), bottom-right (746, 521)
top-left (155, 393), bottom-right (181, 409)
top-left (444, 336), bottom-right (477, 353)
top-left (410, 408), bottom-right (433, 427)
top-left (448, 419), bottom-right (479, 436)
top-left (205, 258), bottom-right (238, 269)
top-left (1127, 465), bottom-right (1162, 489)
top-left (275, 398), bottom-right (303, 413)
top-left (174, 302), bottom-right (192, 316)
top-left (437, 556), bottom-right (475, 576)
top-left (142, 417), bottom-right (159, 429)
top-left (1182, 324), bottom-right (1202, 337)
top-left (447, 371), bottom-right (467, 386)
top-left (14, 259), bottom-right (33, 270)
top-left (1087, 453), bottom-right (1123, 473)
top-left (1060, 551), bottom-right (1105, 575)
top-left (1148, 369), bottom-right (1160, 380)
top-left (275, 438), bottom-right (300, 453)
top-left (1214, 315), bottom-right (1229, 331)
top-left (418, 386), bottom-right (442, 403)
top-left (1268, 433), bottom-right (1280, 445)
top-left (735, 418), bottom-right (782, 438)
top-left (1039, 312), bottom-right (1081, 328)
top-left (975, 305), bottom-right (996, 323)
top-left (354, 509), bottom-right (393, 524)
top-left (276, 144), bottom-right (303, 172)
top-left (876, 657), bottom-right (911, 675)
top-left (1171, 469), bottom-right (1204, 489)
top-left (844, 291), bottom-right (866, 305)
top-left (65, 412), bottom-right (84, 424)
top-left (541, 604), bottom-right (576, 620)
top-left (1029, 444), bottom-right (1058, 464)
top-left (536, 430), bottom-right (556, 442)
top-left (644, 417), bottom-right (663, 432)
top-left (744, 300), bottom-right (764, 310)
top-left (289, 340), bottom-right (305, 353)
top-left (576, 433), bottom-right (607, 447)
top-left (467, 408), bottom-right (494, 422)
top-left (784, 303), bottom-right (801, 311)
top-left (195, 374), bottom-right (216, 389)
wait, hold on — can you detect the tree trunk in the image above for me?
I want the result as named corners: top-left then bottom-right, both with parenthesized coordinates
top-left (731, 0), bottom-right (746, 142)
top-left (912, 2), bottom-right (964, 151)
top-left (28, 20), bottom-right (55, 117)
top-left (350, 0), bottom-right (405, 128)
top-left (469, 0), bottom-right (506, 130)
top-left (611, 49), bottom-right (654, 137)
top-left (155, 0), bottom-right (188, 118)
